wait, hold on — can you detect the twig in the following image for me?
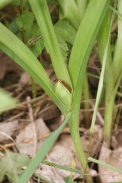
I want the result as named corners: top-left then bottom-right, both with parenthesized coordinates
top-left (27, 96), bottom-right (37, 156)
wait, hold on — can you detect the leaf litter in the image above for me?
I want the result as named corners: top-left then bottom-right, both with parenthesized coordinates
top-left (1, 52), bottom-right (122, 183)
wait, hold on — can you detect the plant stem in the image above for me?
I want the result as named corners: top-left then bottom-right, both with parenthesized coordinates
top-left (31, 77), bottom-right (37, 99)
top-left (19, 0), bottom-right (23, 14)
top-left (103, 0), bottom-right (122, 146)
top-left (19, 0), bottom-right (25, 43)
top-left (83, 73), bottom-right (90, 128)
top-left (103, 94), bottom-right (115, 146)
top-left (69, 116), bottom-right (93, 183)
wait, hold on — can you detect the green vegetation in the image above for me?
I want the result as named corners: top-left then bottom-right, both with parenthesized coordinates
top-left (0, 0), bottom-right (122, 183)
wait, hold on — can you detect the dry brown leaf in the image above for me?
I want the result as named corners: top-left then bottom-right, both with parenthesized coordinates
top-left (59, 134), bottom-right (76, 152)
top-left (36, 142), bottom-right (82, 182)
top-left (99, 142), bottom-right (122, 182)
top-left (16, 118), bottom-right (50, 156)
top-left (36, 164), bottom-right (65, 183)
top-left (19, 72), bottom-right (31, 85)
top-left (81, 125), bottom-right (102, 157)
top-left (0, 120), bottom-right (19, 142)
top-left (48, 143), bottom-right (79, 178)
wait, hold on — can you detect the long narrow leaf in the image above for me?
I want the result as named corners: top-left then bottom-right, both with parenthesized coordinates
top-left (69, 0), bottom-right (109, 146)
top-left (28, 0), bottom-right (71, 85)
top-left (90, 26), bottom-right (111, 133)
top-left (0, 23), bottom-right (68, 115)
top-left (18, 113), bottom-right (71, 183)
top-left (88, 157), bottom-right (122, 174)
top-left (103, 1), bottom-right (122, 144)
top-left (34, 173), bottom-right (53, 183)
top-left (68, 0), bottom-right (109, 89)
top-left (67, 1), bottom-right (109, 182)
top-left (112, 1), bottom-right (122, 85)
top-left (42, 160), bottom-right (83, 174)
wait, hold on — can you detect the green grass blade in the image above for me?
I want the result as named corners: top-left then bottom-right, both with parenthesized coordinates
top-left (34, 173), bottom-right (53, 183)
top-left (88, 157), bottom-right (122, 174)
top-left (0, 23), bottom-right (68, 115)
top-left (42, 160), bottom-right (83, 175)
top-left (28, 0), bottom-right (71, 85)
top-left (109, 5), bottom-right (122, 18)
top-left (18, 113), bottom-right (71, 183)
top-left (90, 34), bottom-right (110, 134)
top-left (90, 9), bottom-right (112, 134)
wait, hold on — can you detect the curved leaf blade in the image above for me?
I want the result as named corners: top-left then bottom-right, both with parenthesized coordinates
top-left (28, 0), bottom-right (71, 85)
top-left (0, 23), bottom-right (68, 115)
top-left (68, 0), bottom-right (109, 89)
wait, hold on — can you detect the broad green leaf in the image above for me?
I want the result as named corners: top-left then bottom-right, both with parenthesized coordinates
top-left (28, 20), bottom-right (76, 61)
top-left (26, 25), bottom-right (44, 57)
top-left (28, 20), bottom-right (76, 60)
top-left (0, 150), bottom-right (30, 183)
top-left (18, 113), bottom-right (71, 183)
top-left (54, 20), bottom-right (76, 45)
top-left (29, 37), bottom-right (44, 57)
top-left (16, 10), bottom-right (34, 32)
top-left (0, 88), bottom-right (17, 113)
top-left (55, 38), bottom-right (68, 63)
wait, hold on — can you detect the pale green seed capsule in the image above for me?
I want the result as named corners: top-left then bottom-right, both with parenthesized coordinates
top-left (54, 80), bottom-right (72, 110)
